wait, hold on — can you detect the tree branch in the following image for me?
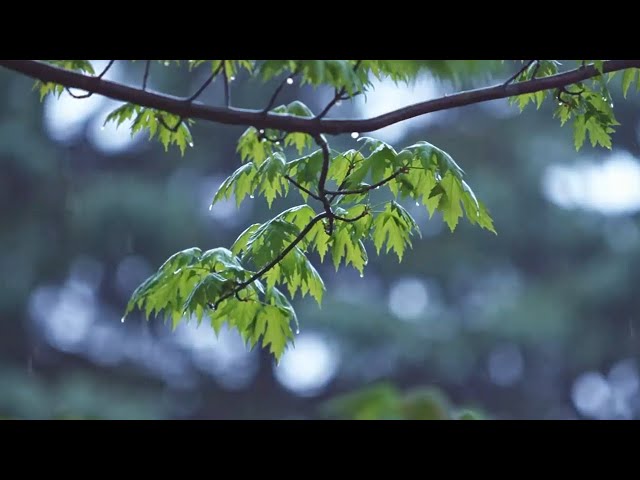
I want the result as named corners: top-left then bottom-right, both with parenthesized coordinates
top-left (4, 60), bottom-right (640, 136)
top-left (212, 212), bottom-right (327, 309)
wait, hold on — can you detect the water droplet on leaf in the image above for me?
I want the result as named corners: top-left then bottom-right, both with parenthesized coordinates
top-left (249, 194), bottom-right (254, 199)
top-left (351, 132), bottom-right (359, 139)
top-left (259, 129), bottom-right (265, 134)
top-left (275, 141), bottom-right (280, 145)
top-left (359, 273), bottom-right (364, 278)
top-left (286, 77), bottom-right (294, 85)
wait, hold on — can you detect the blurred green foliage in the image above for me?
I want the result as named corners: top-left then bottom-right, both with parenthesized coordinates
top-left (322, 383), bottom-right (486, 420)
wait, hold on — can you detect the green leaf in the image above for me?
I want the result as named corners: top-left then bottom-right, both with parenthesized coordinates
top-left (237, 127), bottom-right (269, 165)
top-left (261, 305), bottom-right (295, 361)
top-left (371, 202), bottom-right (419, 262)
top-left (212, 162), bottom-right (257, 207)
top-left (437, 172), bottom-right (465, 232)
top-left (256, 152), bottom-right (288, 207)
top-left (573, 115), bottom-right (587, 151)
top-left (622, 69), bottom-right (638, 98)
top-left (231, 224), bottom-right (261, 255)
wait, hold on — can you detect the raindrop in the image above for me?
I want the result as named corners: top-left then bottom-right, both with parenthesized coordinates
top-left (286, 77), bottom-right (294, 85)
top-left (120, 317), bottom-right (125, 323)
top-left (295, 327), bottom-right (300, 334)
top-left (208, 205), bottom-right (213, 211)
top-left (359, 273), bottom-right (364, 278)
top-left (249, 194), bottom-right (255, 199)
top-left (351, 132), bottom-right (359, 139)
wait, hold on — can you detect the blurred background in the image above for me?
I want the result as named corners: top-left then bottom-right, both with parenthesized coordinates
top-left (1, 60), bottom-right (639, 419)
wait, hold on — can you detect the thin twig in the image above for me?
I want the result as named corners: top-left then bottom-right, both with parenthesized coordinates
top-left (258, 131), bottom-right (287, 144)
top-left (142, 60), bottom-right (151, 91)
top-left (333, 210), bottom-right (369, 223)
top-left (186, 63), bottom-right (224, 102)
top-left (222, 61), bottom-right (230, 107)
top-left (329, 160), bottom-right (358, 203)
top-left (212, 213), bottom-right (328, 309)
top-left (284, 175), bottom-right (323, 201)
top-left (263, 73), bottom-right (298, 113)
top-left (325, 167), bottom-right (408, 195)
top-left (157, 114), bottom-right (183, 132)
top-left (560, 85), bottom-right (585, 96)
top-left (65, 88), bottom-right (92, 99)
top-left (315, 60), bottom-right (363, 120)
top-left (98, 60), bottom-right (115, 79)
top-left (65, 60), bottom-right (116, 99)
top-left (504, 60), bottom-right (536, 85)
top-left (313, 134), bottom-right (335, 233)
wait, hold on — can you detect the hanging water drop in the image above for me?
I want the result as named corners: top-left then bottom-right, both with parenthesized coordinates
top-left (286, 77), bottom-right (294, 85)
top-left (249, 194), bottom-right (255, 199)
top-left (259, 129), bottom-right (265, 134)
top-left (359, 273), bottom-right (364, 278)
top-left (230, 76), bottom-right (236, 81)
top-left (351, 132), bottom-right (359, 139)
top-left (209, 204), bottom-right (213, 211)
top-left (275, 141), bottom-right (280, 145)
top-left (336, 100), bottom-right (343, 106)
top-left (188, 142), bottom-right (194, 147)
top-left (101, 125), bottom-right (105, 131)
top-left (295, 327), bottom-right (300, 334)
top-left (416, 202), bottom-right (420, 206)
top-left (121, 317), bottom-right (125, 323)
